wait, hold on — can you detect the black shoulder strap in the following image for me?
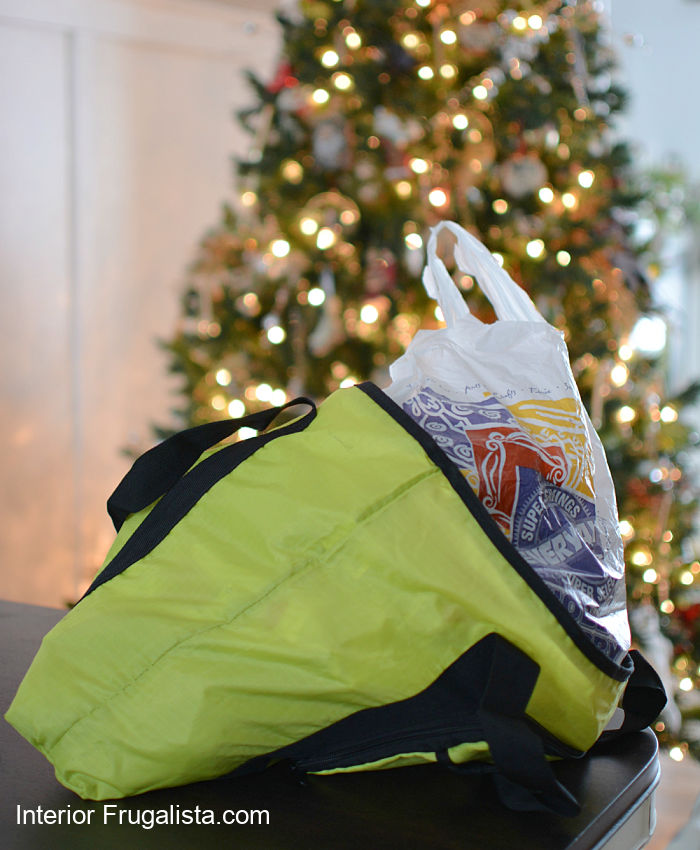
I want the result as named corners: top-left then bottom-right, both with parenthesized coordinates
top-left (80, 398), bottom-right (316, 602)
top-left (107, 398), bottom-right (315, 531)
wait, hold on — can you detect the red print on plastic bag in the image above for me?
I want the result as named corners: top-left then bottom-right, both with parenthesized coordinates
top-left (467, 424), bottom-right (568, 536)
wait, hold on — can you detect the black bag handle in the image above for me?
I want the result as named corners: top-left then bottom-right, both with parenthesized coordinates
top-left (603, 649), bottom-right (667, 738)
top-left (474, 639), bottom-right (581, 816)
top-left (80, 397), bottom-right (317, 603)
top-left (107, 398), bottom-right (315, 532)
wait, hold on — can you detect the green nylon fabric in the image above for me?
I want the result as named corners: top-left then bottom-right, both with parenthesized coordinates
top-left (5, 385), bottom-right (625, 800)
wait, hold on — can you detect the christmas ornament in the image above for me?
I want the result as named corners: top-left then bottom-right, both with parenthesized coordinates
top-left (499, 153), bottom-right (548, 197)
top-left (267, 60), bottom-right (298, 95)
top-left (364, 247), bottom-right (398, 295)
top-left (373, 106), bottom-right (423, 148)
top-left (312, 117), bottom-right (351, 170)
top-left (458, 21), bottom-right (501, 54)
top-left (303, 191), bottom-right (360, 233)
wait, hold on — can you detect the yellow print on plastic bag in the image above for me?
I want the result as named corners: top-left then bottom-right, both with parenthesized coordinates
top-left (506, 397), bottom-right (595, 501)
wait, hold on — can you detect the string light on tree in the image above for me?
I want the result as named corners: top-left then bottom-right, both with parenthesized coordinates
top-left (308, 287), bottom-right (326, 306)
top-left (610, 363), bottom-right (629, 387)
top-left (526, 239), bottom-right (545, 259)
top-left (320, 49), bottom-right (340, 68)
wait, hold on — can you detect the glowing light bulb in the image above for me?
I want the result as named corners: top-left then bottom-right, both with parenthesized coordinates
top-left (630, 316), bottom-right (666, 355)
top-left (415, 0), bottom-right (431, 7)
top-left (440, 64), bottom-right (457, 79)
top-left (681, 571), bottom-right (694, 586)
top-left (617, 405), bottom-right (636, 424)
top-left (440, 29), bottom-right (457, 45)
top-left (492, 253), bottom-right (505, 267)
top-left (211, 395), bottom-right (226, 411)
top-left (539, 187), bottom-right (554, 203)
top-left (316, 227), bottom-right (336, 250)
top-left (493, 199), bottom-right (508, 214)
top-left (528, 14), bottom-right (543, 28)
top-left (281, 160), bottom-right (303, 183)
top-left (267, 325), bottom-right (286, 344)
top-left (669, 747), bottom-right (684, 762)
top-left (402, 33), bottom-right (420, 49)
top-left (643, 568), bottom-right (658, 583)
top-left (271, 239), bottom-right (290, 258)
top-left (452, 114), bottom-right (469, 130)
top-left (418, 66), bottom-right (434, 80)
top-left (360, 304), bottom-right (379, 324)
top-left (340, 377), bottom-right (357, 388)
top-left (215, 368), bottom-right (232, 386)
top-left (680, 677), bottom-right (693, 692)
top-left (562, 192), bottom-right (577, 209)
top-left (321, 49), bottom-right (339, 68)
top-left (241, 191), bottom-right (257, 207)
top-left (395, 180), bottom-right (412, 198)
top-left (409, 157), bottom-right (429, 174)
top-left (619, 520), bottom-right (634, 540)
top-left (308, 287), bottom-right (326, 306)
top-left (660, 600), bottom-right (675, 614)
top-left (526, 239), bottom-right (545, 259)
top-left (228, 399), bottom-right (245, 418)
top-left (243, 292), bottom-right (259, 311)
top-left (631, 548), bottom-right (652, 567)
top-left (255, 383), bottom-right (272, 402)
top-left (270, 388), bottom-right (287, 406)
top-left (428, 188), bottom-right (448, 207)
top-left (660, 406), bottom-right (678, 423)
top-left (556, 250), bottom-right (571, 267)
top-left (610, 363), bottom-right (629, 387)
top-left (238, 427), bottom-right (257, 440)
top-left (345, 32), bottom-right (361, 49)
top-left (578, 170), bottom-right (595, 188)
top-left (333, 72), bottom-right (353, 90)
top-left (405, 233), bottom-right (423, 249)
top-left (618, 343), bottom-right (633, 361)
top-left (513, 16), bottom-right (527, 30)
top-left (434, 306), bottom-right (445, 322)
top-left (473, 85), bottom-right (488, 100)
top-left (312, 88), bottom-right (330, 105)
top-left (300, 217), bottom-right (319, 236)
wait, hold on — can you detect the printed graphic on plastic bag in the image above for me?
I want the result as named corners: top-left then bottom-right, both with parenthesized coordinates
top-left (386, 221), bottom-right (630, 664)
top-left (402, 386), bottom-right (629, 663)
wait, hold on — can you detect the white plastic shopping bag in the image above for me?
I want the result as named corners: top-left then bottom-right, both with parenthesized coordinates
top-left (385, 221), bottom-right (630, 663)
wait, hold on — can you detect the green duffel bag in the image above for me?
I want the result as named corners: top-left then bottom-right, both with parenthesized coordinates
top-left (5, 382), bottom-right (664, 815)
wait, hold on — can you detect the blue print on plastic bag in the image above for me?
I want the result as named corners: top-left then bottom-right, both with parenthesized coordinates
top-left (401, 387), bottom-right (627, 663)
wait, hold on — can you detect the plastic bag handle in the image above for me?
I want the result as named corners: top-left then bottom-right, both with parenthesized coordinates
top-left (423, 221), bottom-right (546, 326)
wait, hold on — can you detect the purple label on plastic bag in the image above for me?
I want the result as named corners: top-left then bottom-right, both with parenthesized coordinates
top-left (400, 387), bottom-right (628, 663)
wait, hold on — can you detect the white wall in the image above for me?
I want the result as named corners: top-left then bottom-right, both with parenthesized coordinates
top-left (609, 0), bottom-right (700, 180)
top-left (607, 0), bottom-right (700, 399)
top-left (0, 0), bottom-right (279, 606)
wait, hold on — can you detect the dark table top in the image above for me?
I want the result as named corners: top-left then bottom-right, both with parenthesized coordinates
top-left (1, 599), bottom-right (659, 849)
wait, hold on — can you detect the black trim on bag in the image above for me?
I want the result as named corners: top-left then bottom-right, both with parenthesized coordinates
top-left (356, 381), bottom-right (632, 683)
top-left (79, 399), bottom-right (317, 602)
top-left (231, 634), bottom-right (584, 817)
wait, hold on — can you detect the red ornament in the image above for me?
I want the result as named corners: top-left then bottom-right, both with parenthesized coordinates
top-left (268, 61), bottom-right (298, 94)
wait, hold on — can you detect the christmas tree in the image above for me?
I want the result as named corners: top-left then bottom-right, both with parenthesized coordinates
top-left (160, 0), bottom-right (699, 757)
